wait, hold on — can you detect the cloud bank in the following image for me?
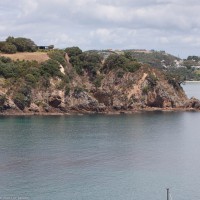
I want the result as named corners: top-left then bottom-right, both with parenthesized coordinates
top-left (1, 0), bottom-right (200, 57)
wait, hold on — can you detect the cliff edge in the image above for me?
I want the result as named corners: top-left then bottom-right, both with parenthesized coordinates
top-left (0, 50), bottom-right (197, 115)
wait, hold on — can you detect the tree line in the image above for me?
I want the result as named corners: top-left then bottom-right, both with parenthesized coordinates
top-left (0, 36), bottom-right (37, 54)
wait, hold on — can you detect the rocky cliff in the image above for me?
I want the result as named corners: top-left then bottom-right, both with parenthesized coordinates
top-left (0, 51), bottom-right (198, 115)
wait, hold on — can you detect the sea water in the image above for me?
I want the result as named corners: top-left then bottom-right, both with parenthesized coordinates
top-left (0, 83), bottom-right (200, 200)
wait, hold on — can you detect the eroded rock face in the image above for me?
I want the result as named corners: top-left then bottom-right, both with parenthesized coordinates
top-left (49, 95), bottom-right (62, 108)
top-left (94, 91), bottom-right (112, 106)
top-left (0, 95), bottom-right (18, 112)
top-left (185, 97), bottom-right (200, 109)
top-left (28, 103), bottom-right (40, 112)
top-left (69, 91), bottom-right (106, 112)
top-left (0, 65), bottom-right (192, 114)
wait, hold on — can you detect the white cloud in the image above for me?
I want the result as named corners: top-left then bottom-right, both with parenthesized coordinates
top-left (1, 0), bottom-right (200, 57)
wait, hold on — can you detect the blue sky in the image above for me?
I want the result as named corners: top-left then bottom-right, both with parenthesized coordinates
top-left (1, 0), bottom-right (200, 58)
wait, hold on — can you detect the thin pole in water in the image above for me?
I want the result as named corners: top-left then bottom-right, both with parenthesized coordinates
top-left (167, 188), bottom-right (169, 200)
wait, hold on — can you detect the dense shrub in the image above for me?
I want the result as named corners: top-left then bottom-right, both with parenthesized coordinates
top-left (65, 47), bottom-right (82, 57)
top-left (69, 52), bottom-right (102, 77)
top-left (147, 74), bottom-right (158, 86)
top-left (40, 76), bottom-right (50, 88)
top-left (13, 37), bottom-right (37, 52)
top-left (165, 72), bottom-right (185, 89)
top-left (0, 43), bottom-right (17, 54)
top-left (124, 51), bottom-right (137, 61)
top-left (125, 61), bottom-right (141, 73)
top-left (40, 59), bottom-right (62, 78)
top-left (25, 74), bottom-right (37, 86)
top-left (104, 54), bottom-right (128, 71)
top-left (142, 85), bottom-right (150, 95)
top-left (0, 42), bottom-right (6, 50)
top-left (69, 56), bottom-right (84, 75)
top-left (5, 36), bottom-right (37, 52)
top-left (0, 56), bottom-right (12, 63)
top-left (0, 63), bottom-right (17, 78)
top-left (13, 93), bottom-right (27, 110)
top-left (94, 75), bottom-right (104, 88)
top-left (13, 86), bottom-right (31, 110)
top-left (65, 85), bottom-right (70, 96)
top-left (103, 54), bottom-right (141, 73)
top-left (48, 50), bottom-right (66, 66)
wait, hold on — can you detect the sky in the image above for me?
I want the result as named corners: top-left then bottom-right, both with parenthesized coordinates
top-left (0, 0), bottom-right (200, 58)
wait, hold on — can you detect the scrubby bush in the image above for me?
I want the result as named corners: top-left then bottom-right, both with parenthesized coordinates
top-left (0, 43), bottom-right (17, 54)
top-left (165, 72), bottom-right (185, 89)
top-left (40, 76), bottom-right (50, 88)
top-left (13, 86), bottom-right (31, 110)
top-left (69, 56), bottom-right (84, 75)
top-left (94, 75), bottom-right (104, 88)
top-left (48, 50), bottom-right (66, 66)
top-left (25, 74), bottom-right (37, 86)
top-left (65, 47), bottom-right (82, 57)
top-left (0, 63), bottom-right (16, 78)
top-left (124, 51), bottom-right (137, 61)
top-left (0, 56), bottom-right (12, 63)
top-left (142, 85), bottom-right (150, 95)
top-left (13, 93), bottom-right (27, 110)
top-left (103, 54), bottom-right (141, 73)
top-left (40, 59), bottom-right (62, 78)
top-left (65, 85), bottom-right (70, 96)
top-left (69, 52), bottom-right (102, 77)
top-left (125, 61), bottom-right (141, 73)
top-left (104, 54), bottom-right (128, 71)
top-left (147, 74), bottom-right (158, 86)
top-left (0, 42), bottom-right (6, 50)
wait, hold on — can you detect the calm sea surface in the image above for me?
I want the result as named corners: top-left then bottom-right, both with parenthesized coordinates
top-left (183, 82), bottom-right (200, 99)
top-left (0, 83), bottom-right (200, 200)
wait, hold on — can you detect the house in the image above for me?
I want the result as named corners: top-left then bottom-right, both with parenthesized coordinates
top-left (37, 45), bottom-right (54, 50)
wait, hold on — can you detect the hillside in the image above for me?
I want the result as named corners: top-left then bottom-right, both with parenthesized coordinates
top-left (0, 52), bottom-right (49, 63)
top-left (0, 46), bottom-right (198, 115)
top-left (123, 50), bottom-right (180, 68)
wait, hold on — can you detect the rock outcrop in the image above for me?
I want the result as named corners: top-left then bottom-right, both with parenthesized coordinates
top-left (0, 61), bottom-right (195, 115)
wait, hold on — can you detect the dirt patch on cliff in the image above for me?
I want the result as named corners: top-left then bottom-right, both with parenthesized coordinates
top-left (0, 52), bottom-right (49, 63)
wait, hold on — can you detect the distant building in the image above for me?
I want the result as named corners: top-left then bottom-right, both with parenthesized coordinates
top-left (191, 66), bottom-right (200, 69)
top-left (37, 45), bottom-right (54, 50)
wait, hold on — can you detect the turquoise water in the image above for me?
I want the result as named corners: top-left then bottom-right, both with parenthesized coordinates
top-left (0, 84), bottom-right (200, 200)
top-left (1, 114), bottom-right (200, 200)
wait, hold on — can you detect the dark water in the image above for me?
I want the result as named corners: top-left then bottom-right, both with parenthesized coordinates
top-left (0, 84), bottom-right (200, 200)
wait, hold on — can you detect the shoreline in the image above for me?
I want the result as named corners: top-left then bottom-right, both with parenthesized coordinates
top-left (0, 107), bottom-right (199, 116)
top-left (185, 81), bottom-right (200, 83)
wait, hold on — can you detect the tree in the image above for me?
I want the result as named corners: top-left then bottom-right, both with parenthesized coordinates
top-left (103, 54), bottom-right (129, 71)
top-left (0, 43), bottom-right (17, 54)
top-left (40, 59), bottom-right (62, 78)
top-left (65, 47), bottom-right (82, 57)
top-left (6, 36), bottom-right (15, 43)
top-left (12, 37), bottom-right (37, 52)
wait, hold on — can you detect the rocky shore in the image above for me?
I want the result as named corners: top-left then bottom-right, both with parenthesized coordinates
top-left (1, 63), bottom-right (200, 116)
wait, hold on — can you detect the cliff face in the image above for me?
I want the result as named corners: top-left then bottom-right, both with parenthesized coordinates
top-left (0, 61), bottom-right (190, 115)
